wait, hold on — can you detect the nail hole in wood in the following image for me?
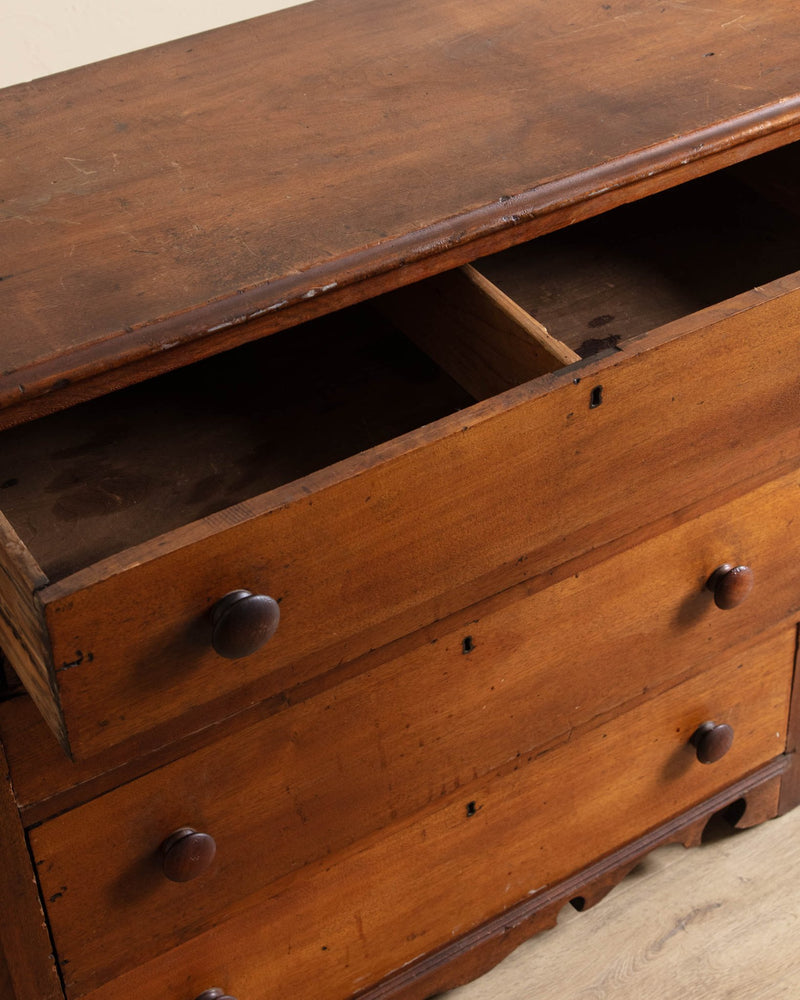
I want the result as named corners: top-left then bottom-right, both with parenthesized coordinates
top-left (589, 385), bottom-right (603, 409)
top-left (466, 801), bottom-right (477, 817)
top-left (462, 635), bottom-right (474, 654)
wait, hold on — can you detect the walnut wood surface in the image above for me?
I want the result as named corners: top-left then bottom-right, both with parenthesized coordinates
top-left (29, 266), bottom-right (800, 758)
top-left (45, 633), bottom-right (791, 998)
top-left (2, 0), bottom-right (800, 425)
top-left (0, 740), bottom-right (63, 1000)
top-left (3, 147), bottom-right (798, 580)
top-left (2, 146), bottom-right (800, 757)
top-left (22, 479), bottom-right (800, 986)
top-left (396, 765), bottom-right (788, 1000)
top-left (0, 456), bottom-right (797, 826)
top-left (0, 945), bottom-right (13, 1000)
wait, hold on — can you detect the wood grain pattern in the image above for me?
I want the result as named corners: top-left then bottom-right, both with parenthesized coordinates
top-left (474, 155), bottom-right (800, 355)
top-left (33, 267), bottom-right (800, 758)
top-left (377, 266), bottom-right (579, 400)
top-left (0, 740), bottom-right (63, 1000)
top-left (0, 450), bottom-right (796, 827)
top-left (52, 631), bottom-right (792, 998)
top-left (0, 304), bottom-right (474, 580)
top-left (0, 515), bottom-right (65, 750)
top-left (442, 774), bottom-right (800, 1000)
top-left (3, 0), bottom-right (800, 424)
top-left (371, 767), bottom-right (787, 1000)
top-left (24, 473), bottom-right (800, 989)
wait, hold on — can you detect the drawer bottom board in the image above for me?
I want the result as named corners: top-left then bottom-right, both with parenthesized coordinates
top-left (67, 627), bottom-right (794, 1000)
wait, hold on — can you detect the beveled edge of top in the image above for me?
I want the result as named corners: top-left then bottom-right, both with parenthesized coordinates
top-left (2, 83), bottom-right (800, 429)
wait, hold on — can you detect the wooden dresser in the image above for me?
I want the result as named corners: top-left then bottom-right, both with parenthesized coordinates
top-left (2, 2), bottom-right (800, 998)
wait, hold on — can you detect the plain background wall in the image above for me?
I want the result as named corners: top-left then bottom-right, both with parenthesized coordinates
top-left (1, 1), bottom-right (300, 88)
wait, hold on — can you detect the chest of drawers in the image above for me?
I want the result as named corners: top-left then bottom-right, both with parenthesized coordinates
top-left (2, 2), bottom-right (800, 998)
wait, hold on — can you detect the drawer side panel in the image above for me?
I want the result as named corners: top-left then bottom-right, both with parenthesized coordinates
top-left (0, 515), bottom-right (64, 749)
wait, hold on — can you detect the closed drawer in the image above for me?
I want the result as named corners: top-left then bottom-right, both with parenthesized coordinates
top-left (29, 467), bottom-right (800, 994)
top-left (4, 148), bottom-right (800, 759)
top-left (49, 627), bottom-right (794, 1000)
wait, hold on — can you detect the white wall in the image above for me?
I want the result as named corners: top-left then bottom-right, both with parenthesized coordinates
top-left (0, 1), bottom-right (299, 88)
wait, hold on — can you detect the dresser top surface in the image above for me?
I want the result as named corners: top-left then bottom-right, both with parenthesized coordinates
top-left (2, 0), bottom-right (800, 424)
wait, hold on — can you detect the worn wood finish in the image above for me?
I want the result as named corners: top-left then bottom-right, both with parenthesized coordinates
top-left (0, 515), bottom-right (64, 750)
top-left (373, 767), bottom-right (788, 1000)
top-left (0, 450), bottom-right (797, 827)
top-left (0, 944), bottom-right (14, 1000)
top-left (2, 476), bottom-right (798, 841)
top-left (438, 769), bottom-right (792, 1000)
top-left (3, 1), bottom-right (800, 425)
top-left (50, 634), bottom-right (792, 998)
top-left (0, 305), bottom-right (474, 581)
top-left (24, 478), bottom-right (800, 987)
top-left (377, 266), bottom-right (578, 400)
top-left (3, 147), bottom-right (792, 578)
top-left (474, 157), bottom-right (800, 356)
top-left (0, 740), bottom-right (63, 1000)
top-left (22, 266), bottom-right (800, 758)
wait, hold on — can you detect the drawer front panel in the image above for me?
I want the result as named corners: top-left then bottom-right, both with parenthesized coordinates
top-left (13, 461), bottom-right (800, 819)
top-left (60, 628), bottom-right (794, 1000)
top-left (32, 516), bottom-right (797, 999)
top-left (39, 272), bottom-right (800, 757)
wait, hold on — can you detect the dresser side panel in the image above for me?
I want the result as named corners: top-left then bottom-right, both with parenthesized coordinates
top-left (0, 738), bottom-right (63, 1000)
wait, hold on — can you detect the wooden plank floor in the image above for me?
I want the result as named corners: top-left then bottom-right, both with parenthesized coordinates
top-left (443, 804), bottom-right (800, 999)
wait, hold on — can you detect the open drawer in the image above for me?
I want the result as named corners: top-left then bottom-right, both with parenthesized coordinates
top-left (0, 272), bottom-right (575, 758)
top-left (3, 144), bottom-right (800, 759)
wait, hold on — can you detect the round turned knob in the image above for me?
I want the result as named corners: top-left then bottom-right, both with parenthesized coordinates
top-left (706, 564), bottom-right (753, 610)
top-left (193, 991), bottom-right (237, 1000)
top-left (161, 828), bottom-right (217, 882)
top-left (210, 589), bottom-right (280, 659)
top-left (690, 721), bottom-right (734, 764)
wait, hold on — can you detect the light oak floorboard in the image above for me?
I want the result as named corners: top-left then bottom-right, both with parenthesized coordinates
top-left (443, 806), bottom-right (800, 999)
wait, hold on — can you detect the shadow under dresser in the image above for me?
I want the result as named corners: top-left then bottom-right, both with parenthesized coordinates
top-left (2, 2), bottom-right (800, 998)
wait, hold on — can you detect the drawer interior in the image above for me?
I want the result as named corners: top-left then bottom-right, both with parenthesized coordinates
top-left (0, 309), bottom-right (461, 578)
top-left (0, 272), bottom-right (568, 581)
top-left (473, 141), bottom-right (800, 358)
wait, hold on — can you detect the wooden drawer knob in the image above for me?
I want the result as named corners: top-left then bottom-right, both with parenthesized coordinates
top-left (161, 828), bottom-right (217, 882)
top-left (706, 564), bottom-right (753, 610)
top-left (193, 991), bottom-right (237, 1000)
top-left (690, 721), bottom-right (734, 764)
top-left (211, 589), bottom-right (280, 659)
